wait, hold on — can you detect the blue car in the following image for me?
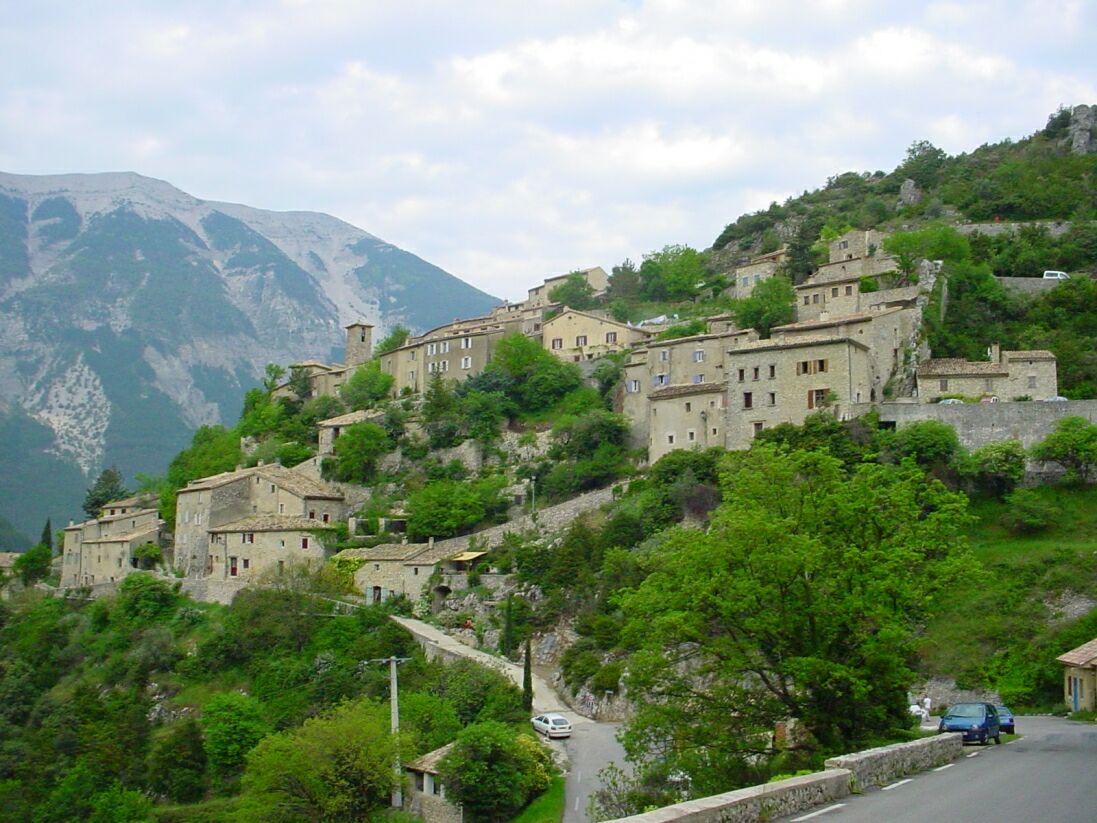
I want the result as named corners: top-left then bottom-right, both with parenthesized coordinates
top-left (996, 705), bottom-right (1015, 735)
top-left (938, 702), bottom-right (1001, 744)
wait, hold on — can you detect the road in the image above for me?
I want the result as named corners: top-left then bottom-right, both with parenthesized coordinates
top-left (777, 716), bottom-right (1097, 823)
top-left (391, 616), bottom-right (626, 822)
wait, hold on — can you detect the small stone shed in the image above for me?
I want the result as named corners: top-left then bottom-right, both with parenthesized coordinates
top-left (1057, 638), bottom-right (1097, 713)
top-left (405, 742), bottom-right (462, 823)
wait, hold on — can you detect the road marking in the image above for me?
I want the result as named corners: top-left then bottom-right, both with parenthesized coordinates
top-left (791, 804), bottom-right (847, 821)
top-left (574, 797), bottom-right (581, 811)
top-left (576, 771), bottom-right (582, 784)
top-left (966, 752), bottom-right (981, 758)
top-left (1006, 739), bottom-right (1017, 744)
top-left (882, 778), bottom-right (913, 791)
top-left (933, 763), bottom-right (955, 772)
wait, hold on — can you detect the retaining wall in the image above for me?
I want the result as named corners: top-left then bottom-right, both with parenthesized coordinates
top-left (823, 733), bottom-right (962, 792)
top-left (607, 733), bottom-right (964, 822)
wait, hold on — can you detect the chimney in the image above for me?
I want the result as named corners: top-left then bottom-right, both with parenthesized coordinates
top-left (989, 342), bottom-right (1001, 363)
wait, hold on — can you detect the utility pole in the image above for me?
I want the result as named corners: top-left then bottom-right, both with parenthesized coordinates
top-left (530, 475), bottom-right (537, 516)
top-left (366, 655), bottom-right (412, 808)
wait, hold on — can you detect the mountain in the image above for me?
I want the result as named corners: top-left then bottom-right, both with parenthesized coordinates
top-left (0, 172), bottom-right (499, 535)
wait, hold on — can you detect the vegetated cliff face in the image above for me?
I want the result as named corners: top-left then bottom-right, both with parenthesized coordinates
top-left (0, 171), bottom-right (499, 535)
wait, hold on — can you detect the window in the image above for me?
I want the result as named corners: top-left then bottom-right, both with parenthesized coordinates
top-left (813, 293), bottom-right (820, 304)
top-left (741, 277), bottom-right (749, 288)
top-left (737, 368), bottom-right (745, 382)
top-left (687, 430), bottom-right (696, 442)
top-left (301, 537), bottom-right (310, 549)
top-left (768, 392), bottom-right (776, 406)
top-left (667, 434), bottom-right (675, 444)
top-left (461, 336), bottom-right (472, 349)
top-left (816, 359), bottom-right (828, 373)
top-left (743, 392), bottom-right (753, 409)
top-left (693, 374), bottom-right (704, 384)
top-left (440, 341), bottom-right (450, 353)
top-left (685, 402), bottom-right (692, 413)
top-left (427, 343), bottom-right (437, 355)
top-left (693, 350), bottom-right (704, 362)
top-left (439, 360), bottom-right (449, 372)
top-left (408, 369), bottom-right (415, 382)
top-left (832, 287), bottom-right (839, 297)
top-left (768, 364), bottom-right (776, 379)
top-left (308, 510), bottom-right (316, 519)
top-left (712, 428), bottom-right (718, 436)
top-left (627, 379), bottom-right (640, 393)
top-left (753, 421), bottom-right (765, 435)
top-left (807, 389), bottom-right (828, 409)
top-left (278, 502), bottom-right (285, 514)
top-left (1027, 375), bottom-right (1037, 389)
top-left (461, 356), bottom-right (472, 369)
top-left (575, 335), bottom-right (587, 347)
top-left (845, 285), bottom-right (853, 295)
top-left (322, 513), bottom-right (330, 523)
top-left (270, 484), bottom-right (276, 493)
top-left (242, 533), bottom-right (254, 544)
top-left (414, 567), bottom-right (419, 576)
top-left (752, 366), bottom-right (760, 381)
top-left (797, 361), bottom-right (810, 375)
top-left (839, 240), bottom-right (849, 249)
top-left (410, 351), bottom-right (416, 360)
top-left (939, 379), bottom-right (949, 391)
top-left (803, 296), bottom-right (810, 306)
top-left (242, 558), bottom-right (250, 570)
top-left (606, 331), bottom-right (617, 344)
top-left (660, 350), bottom-right (670, 362)
top-left (654, 374), bottom-right (668, 386)
top-left (551, 337), bottom-right (563, 349)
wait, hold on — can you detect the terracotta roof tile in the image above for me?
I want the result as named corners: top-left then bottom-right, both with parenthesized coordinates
top-left (406, 742), bottom-right (456, 774)
top-left (650, 382), bottom-right (727, 401)
top-left (917, 359), bottom-right (1008, 377)
top-left (209, 515), bottom-right (327, 533)
top-left (1057, 638), bottom-right (1097, 667)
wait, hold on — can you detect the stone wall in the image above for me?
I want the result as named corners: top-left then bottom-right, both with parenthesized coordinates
top-left (608, 734), bottom-right (964, 822)
top-left (955, 221), bottom-right (1073, 238)
top-left (606, 770), bottom-right (852, 823)
top-left (994, 277), bottom-right (1062, 297)
top-left (178, 577), bottom-right (247, 605)
top-left (823, 733), bottom-right (962, 792)
top-left (871, 399), bottom-right (1097, 451)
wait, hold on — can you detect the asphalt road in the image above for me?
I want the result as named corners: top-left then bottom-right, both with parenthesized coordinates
top-left (777, 716), bottom-right (1097, 823)
top-left (560, 718), bottom-right (627, 823)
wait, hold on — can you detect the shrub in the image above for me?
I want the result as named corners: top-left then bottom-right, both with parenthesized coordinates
top-left (590, 661), bottom-right (624, 695)
top-left (1001, 489), bottom-right (1061, 535)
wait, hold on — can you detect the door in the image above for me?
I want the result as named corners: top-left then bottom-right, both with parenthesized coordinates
top-left (1072, 677), bottom-right (1080, 712)
top-left (229, 556), bottom-right (238, 577)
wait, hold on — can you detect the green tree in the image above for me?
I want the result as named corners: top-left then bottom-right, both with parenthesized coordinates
top-left (896, 139), bottom-right (949, 189)
top-left (958, 440), bottom-right (1026, 498)
top-left (87, 783), bottom-right (154, 823)
top-left (287, 365), bottom-right (313, 400)
top-left (235, 699), bottom-right (396, 823)
top-left (116, 573), bottom-right (178, 621)
top-left (484, 334), bottom-right (582, 412)
top-left (263, 363), bottom-right (287, 393)
top-left (607, 259), bottom-right (641, 303)
top-left (146, 718), bottom-right (208, 802)
top-left (548, 272), bottom-right (599, 310)
top-left (1030, 416), bottom-right (1097, 484)
top-left (523, 640), bottom-right (534, 713)
top-left (438, 722), bottom-right (554, 822)
top-left (500, 596), bottom-right (516, 657)
top-left (884, 419), bottom-right (961, 471)
top-left (39, 518), bottom-right (53, 552)
top-left (638, 245), bottom-right (705, 301)
top-left (201, 692), bottom-right (271, 777)
top-left (617, 446), bottom-right (972, 793)
top-left (323, 422), bottom-right (392, 483)
top-left (883, 224), bottom-right (970, 284)
top-left (406, 480), bottom-right (486, 541)
top-left (730, 274), bottom-right (795, 338)
top-left (340, 360), bottom-right (395, 410)
top-left (375, 324), bottom-right (411, 355)
top-left (13, 542), bottom-right (52, 586)
top-left (83, 466), bottom-right (128, 518)
top-left (428, 658), bottom-right (526, 726)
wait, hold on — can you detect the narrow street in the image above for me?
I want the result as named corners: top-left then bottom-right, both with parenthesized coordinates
top-left (391, 616), bottom-right (628, 822)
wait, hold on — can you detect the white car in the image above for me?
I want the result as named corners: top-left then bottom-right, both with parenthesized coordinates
top-left (937, 398), bottom-right (965, 405)
top-left (1042, 396), bottom-right (1069, 402)
top-left (1042, 270), bottom-right (1070, 280)
top-left (531, 713), bottom-right (572, 738)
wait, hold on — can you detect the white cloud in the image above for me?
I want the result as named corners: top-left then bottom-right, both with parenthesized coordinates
top-left (0, 1), bottom-right (1094, 302)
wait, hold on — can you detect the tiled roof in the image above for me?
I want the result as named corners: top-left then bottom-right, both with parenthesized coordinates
top-left (82, 524), bottom-right (162, 545)
top-left (650, 382), bottom-right (727, 401)
top-left (407, 742), bottom-right (456, 774)
top-left (917, 359), bottom-right (1007, 377)
top-left (181, 465), bottom-right (343, 500)
top-left (318, 409), bottom-right (385, 428)
top-left (1057, 638), bottom-right (1097, 667)
top-left (773, 307), bottom-right (904, 333)
top-left (1004, 350), bottom-right (1056, 361)
top-left (334, 543), bottom-right (433, 562)
top-left (97, 508), bottom-right (160, 524)
top-left (102, 493), bottom-right (158, 509)
top-left (731, 335), bottom-right (869, 354)
top-left (543, 307), bottom-right (643, 333)
top-left (209, 515), bottom-right (325, 533)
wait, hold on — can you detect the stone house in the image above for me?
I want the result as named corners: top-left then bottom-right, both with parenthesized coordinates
top-left (207, 514), bottom-right (326, 581)
top-left (723, 335), bottom-right (876, 449)
top-left (648, 382), bottom-right (728, 462)
top-left (829, 229), bottom-right (888, 263)
top-left (524, 266), bottom-right (609, 310)
top-left (174, 464), bottom-right (344, 578)
top-left (61, 499), bottom-right (164, 588)
top-left (405, 742), bottom-right (462, 823)
top-left (273, 322), bottom-right (374, 400)
top-left (317, 409), bottom-right (387, 456)
top-left (337, 539), bottom-right (459, 605)
top-left (1057, 638), bottom-right (1097, 713)
top-left (542, 308), bottom-right (649, 362)
top-left (728, 248), bottom-right (789, 298)
top-left (916, 344), bottom-right (1058, 402)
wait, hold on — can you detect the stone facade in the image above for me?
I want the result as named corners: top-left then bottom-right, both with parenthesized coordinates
top-left (1057, 638), bottom-right (1097, 712)
top-left (648, 383), bottom-right (727, 462)
top-left (61, 506), bottom-right (164, 588)
top-left (174, 464), bottom-right (344, 578)
top-left (916, 343), bottom-right (1058, 402)
top-left (317, 409), bottom-right (386, 455)
top-left (542, 308), bottom-right (649, 362)
top-left (823, 733), bottom-right (962, 792)
top-left (729, 248), bottom-right (788, 298)
top-left (829, 228), bottom-right (888, 263)
top-left (525, 266), bottom-right (609, 310)
top-left (208, 515), bottom-right (327, 581)
top-left (404, 743), bottom-right (463, 823)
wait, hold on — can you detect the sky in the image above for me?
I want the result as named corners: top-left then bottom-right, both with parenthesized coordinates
top-left (1, 1), bottom-right (1094, 302)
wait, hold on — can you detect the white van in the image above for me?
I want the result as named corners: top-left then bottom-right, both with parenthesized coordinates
top-left (1042, 270), bottom-right (1070, 280)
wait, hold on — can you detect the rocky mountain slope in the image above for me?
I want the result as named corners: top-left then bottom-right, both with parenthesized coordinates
top-left (0, 172), bottom-right (498, 538)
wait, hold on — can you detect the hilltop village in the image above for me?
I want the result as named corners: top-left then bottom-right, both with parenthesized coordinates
top-left (58, 227), bottom-right (1070, 606)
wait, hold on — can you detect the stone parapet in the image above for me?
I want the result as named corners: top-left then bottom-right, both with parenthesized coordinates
top-left (824, 733), bottom-right (962, 792)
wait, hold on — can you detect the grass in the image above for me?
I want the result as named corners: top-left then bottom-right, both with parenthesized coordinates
top-left (514, 776), bottom-right (566, 823)
top-left (917, 484), bottom-right (1097, 701)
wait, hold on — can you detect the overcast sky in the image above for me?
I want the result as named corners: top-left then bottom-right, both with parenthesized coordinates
top-left (1, 1), bottom-right (1094, 302)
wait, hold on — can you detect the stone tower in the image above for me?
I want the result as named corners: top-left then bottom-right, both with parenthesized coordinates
top-left (345, 322), bottom-right (373, 368)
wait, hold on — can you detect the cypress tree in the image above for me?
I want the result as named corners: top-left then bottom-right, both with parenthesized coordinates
top-left (40, 518), bottom-right (53, 552)
top-left (522, 639), bottom-right (534, 712)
